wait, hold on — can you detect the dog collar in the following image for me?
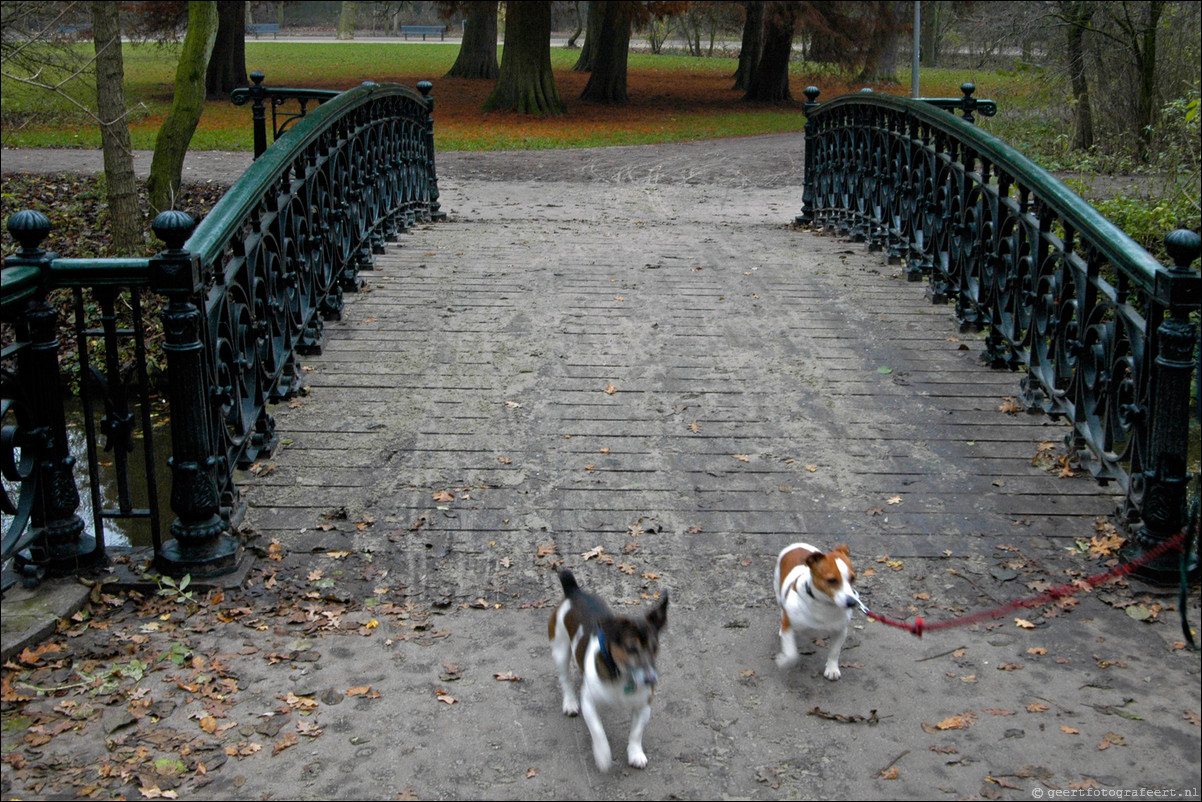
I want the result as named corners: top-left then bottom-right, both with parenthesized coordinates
top-left (804, 580), bottom-right (816, 600)
top-left (595, 629), bottom-right (620, 680)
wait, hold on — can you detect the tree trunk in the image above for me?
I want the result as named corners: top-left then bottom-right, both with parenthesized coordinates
top-left (574, 0), bottom-right (605, 72)
top-left (856, 0), bottom-right (905, 83)
top-left (733, 1), bottom-right (764, 91)
top-left (446, 1), bottom-right (498, 79)
top-left (148, 1), bottom-right (218, 216)
top-left (566, 0), bottom-right (583, 48)
top-left (1132, 0), bottom-right (1164, 160)
top-left (744, 0), bottom-right (796, 103)
top-left (580, 1), bottom-right (632, 104)
top-left (206, 0), bottom-right (247, 98)
top-left (1062, 0), bottom-right (1094, 150)
top-left (337, 1), bottom-right (357, 40)
top-left (91, 1), bottom-right (142, 254)
top-left (483, 0), bottom-right (564, 115)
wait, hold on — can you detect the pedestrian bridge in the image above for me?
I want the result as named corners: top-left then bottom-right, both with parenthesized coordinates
top-left (2, 80), bottom-right (1197, 597)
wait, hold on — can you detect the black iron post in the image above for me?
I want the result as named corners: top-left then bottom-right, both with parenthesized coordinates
top-left (417, 81), bottom-right (447, 221)
top-left (958, 83), bottom-right (978, 124)
top-left (247, 71), bottom-right (269, 159)
top-left (4, 211), bottom-right (98, 580)
top-left (1128, 229), bottom-right (1201, 580)
top-left (149, 211), bottom-right (241, 577)
top-left (795, 86), bottom-right (821, 227)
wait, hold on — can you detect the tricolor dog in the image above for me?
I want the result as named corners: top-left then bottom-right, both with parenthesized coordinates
top-left (774, 542), bottom-right (860, 680)
top-left (549, 569), bottom-right (668, 772)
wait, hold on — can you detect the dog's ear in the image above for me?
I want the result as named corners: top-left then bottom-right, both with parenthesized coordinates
top-left (646, 593), bottom-right (668, 631)
top-left (805, 551), bottom-right (827, 567)
top-left (831, 544), bottom-right (850, 557)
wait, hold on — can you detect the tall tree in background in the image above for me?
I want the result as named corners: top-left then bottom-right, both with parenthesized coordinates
top-left (445, 0), bottom-right (499, 79)
top-left (581, 1), bottom-right (635, 103)
top-left (91, 0), bottom-right (142, 253)
top-left (147, 1), bottom-right (218, 215)
top-left (855, 0), bottom-right (907, 82)
top-left (580, 1), bottom-right (688, 104)
top-left (744, 0), bottom-right (797, 102)
top-left (206, 0), bottom-right (248, 97)
top-left (483, 0), bottom-right (564, 115)
top-left (733, 0), bottom-right (764, 90)
top-left (574, 0), bottom-right (606, 72)
top-left (337, 1), bottom-right (357, 39)
top-left (1059, 0), bottom-right (1095, 150)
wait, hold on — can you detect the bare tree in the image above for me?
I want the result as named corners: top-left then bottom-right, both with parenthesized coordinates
top-left (147, 1), bottom-right (219, 215)
top-left (91, 0), bottom-right (142, 253)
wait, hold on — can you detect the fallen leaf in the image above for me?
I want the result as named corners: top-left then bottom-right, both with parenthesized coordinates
top-left (733, 454), bottom-right (750, 462)
top-left (1015, 618), bottom-right (1036, 629)
top-left (604, 383), bottom-right (617, 394)
top-left (879, 766), bottom-right (899, 780)
top-left (272, 732), bottom-right (299, 755)
top-left (435, 689), bottom-right (457, 705)
top-left (998, 396), bottom-right (1023, 414)
top-left (886, 495), bottom-right (902, 505)
top-left (494, 672), bottom-right (521, 682)
top-left (1026, 702), bottom-right (1050, 713)
top-left (1098, 732), bottom-right (1126, 750)
top-left (1060, 726), bottom-right (1080, 735)
top-left (934, 711), bottom-right (977, 730)
top-left (432, 490), bottom-right (454, 502)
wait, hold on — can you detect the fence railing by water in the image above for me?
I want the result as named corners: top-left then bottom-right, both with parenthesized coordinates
top-left (797, 85), bottom-right (1200, 580)
top-left (2, 76), bottom-right (443, 587)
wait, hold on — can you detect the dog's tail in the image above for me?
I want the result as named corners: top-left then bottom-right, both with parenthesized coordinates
top-left (558, 569), bottom-right (580, 597)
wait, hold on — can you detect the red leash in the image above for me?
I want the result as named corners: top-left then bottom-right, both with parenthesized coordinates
top-left (861, 531), bottom-right (1191, 638)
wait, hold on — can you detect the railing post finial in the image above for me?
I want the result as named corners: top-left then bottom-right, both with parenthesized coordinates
top-left (959, 82), bottom-right (978, 124)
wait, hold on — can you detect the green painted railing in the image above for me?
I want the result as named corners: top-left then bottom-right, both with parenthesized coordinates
top-left (797, 86), bottom-right (1200, 579)
top-left (2, 77), bottom-right (443, 584)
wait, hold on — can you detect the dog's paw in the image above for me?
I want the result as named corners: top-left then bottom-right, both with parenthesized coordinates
top-left (823, 664), bottom-right (842, 681)
top-left (774, 652), bottom-right (798, 669)
top-left (628, 746), bottom-right (648, 769)
top-left (562, 697), bottom-right (580, 717)
top-left (592, 744), bottom-right (612, 773)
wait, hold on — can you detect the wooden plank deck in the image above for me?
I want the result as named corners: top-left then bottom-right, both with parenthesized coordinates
top-left (239, 172), bottom-right (1124, 605)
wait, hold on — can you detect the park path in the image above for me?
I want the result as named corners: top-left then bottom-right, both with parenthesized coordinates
top-left (3, 141), bottom-right (1198, 802)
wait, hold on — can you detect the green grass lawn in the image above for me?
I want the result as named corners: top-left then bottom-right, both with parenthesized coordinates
top-left (1, 41), bottom-right (1037, 153)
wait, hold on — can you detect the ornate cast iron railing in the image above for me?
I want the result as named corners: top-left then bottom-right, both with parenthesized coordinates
top-left (2, 77), bottom-right (443, 586)
top-left (797, 86), bottom-right (1201, 579)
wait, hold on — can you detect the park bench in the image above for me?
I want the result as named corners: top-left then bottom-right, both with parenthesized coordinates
top-left (401, 24), bottom-right (445, 40)
top-left (247, 22), bottom-right (280, 38)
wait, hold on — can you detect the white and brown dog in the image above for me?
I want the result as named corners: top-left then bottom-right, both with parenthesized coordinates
top-left (774, 542), bottom-right (860, 680)
top-left (549, 569), bottom-right (668, 772)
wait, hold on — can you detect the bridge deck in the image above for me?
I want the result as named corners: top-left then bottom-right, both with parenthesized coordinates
top-left (241, 157), bottom-right (1123, 606)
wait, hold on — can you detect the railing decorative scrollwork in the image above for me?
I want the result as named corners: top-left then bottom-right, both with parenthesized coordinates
top-left (2, 77), bottom-right (443, 586)
top-left (797, 86), bottom-right (1201, 580)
